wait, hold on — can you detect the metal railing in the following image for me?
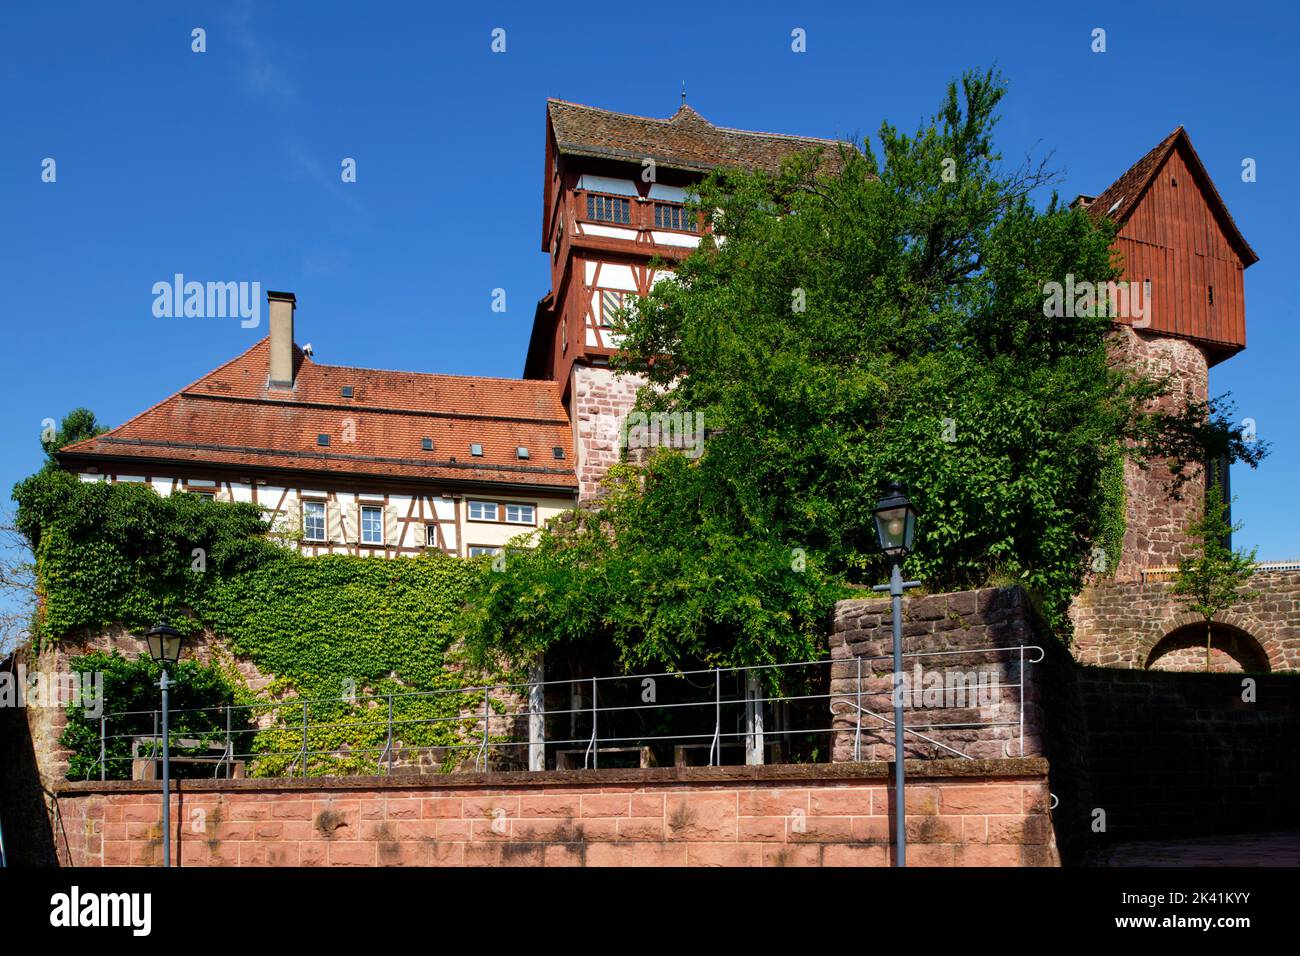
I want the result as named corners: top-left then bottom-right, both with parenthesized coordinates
top-left (1140, 559), bottom-right (1300, 583)
top-left (91, 644), bottom-right (1044, 781)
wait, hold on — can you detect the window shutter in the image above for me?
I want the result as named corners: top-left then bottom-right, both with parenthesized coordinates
top-left (327, 501), bottom-right (342, 542)
top-left (212, 485), bottom-right (231, 503)
top-left (351, 503), bottom-right (362, 544)
top-left (384, 506), bottom-right (399, 547)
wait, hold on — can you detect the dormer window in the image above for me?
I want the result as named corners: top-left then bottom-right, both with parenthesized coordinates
top-left (586, 194), bottom-right (631, 225)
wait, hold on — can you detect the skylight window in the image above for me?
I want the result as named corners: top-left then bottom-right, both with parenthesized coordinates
top-left (470, 443), bottom-right (483, 457)
top-left (317, 434), bottom-right (330, 446)
top-left (422, 438), bottom-right (433, 451)
top-left (341, 386), bottom-right (354, 398)
top-left (516, 447), bottom-right (529, 459)
top-left (1107, 196), bottom-right (1124, 216)
top-left (552, 446), bottom-right (565, 460)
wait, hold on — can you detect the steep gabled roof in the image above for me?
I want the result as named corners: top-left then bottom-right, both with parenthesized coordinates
top-left (547, 99), bottom-right (855, 175)
top-left (59, 340), bottom-right (577, 490)
top-left (1089, 126), bottom-right (1258, 265)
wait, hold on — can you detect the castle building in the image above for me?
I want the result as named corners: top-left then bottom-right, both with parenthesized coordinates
top-left (58, 101), bottom-right (1255, 584)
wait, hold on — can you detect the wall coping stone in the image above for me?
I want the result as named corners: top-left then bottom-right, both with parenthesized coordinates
top-left (53, 756), bottom-right (1049, 795)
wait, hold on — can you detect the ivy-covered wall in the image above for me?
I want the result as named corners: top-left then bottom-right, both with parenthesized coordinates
top-left (15, 470), bottom-right (510, 779)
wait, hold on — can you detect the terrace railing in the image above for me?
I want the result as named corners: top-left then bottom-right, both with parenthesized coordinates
top-left (92, 644), bottom-right (1044, 781)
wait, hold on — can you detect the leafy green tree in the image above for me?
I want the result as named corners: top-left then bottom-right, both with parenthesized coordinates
top-left (1171, 482), bottom-right (1257, 671)
top-left (41, 408), bottom-right (107, 467)
top-left (61, 650), bottom-right (247, 781)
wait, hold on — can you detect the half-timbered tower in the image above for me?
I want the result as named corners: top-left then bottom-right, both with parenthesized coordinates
top-left (1077, 127), bottom-right (1257, 579)
top-left (524, 99), bottom-right (850, 499)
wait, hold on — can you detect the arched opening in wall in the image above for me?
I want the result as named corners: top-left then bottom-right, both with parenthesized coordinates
top-left (1145, 622), bottom-right (1270, 673)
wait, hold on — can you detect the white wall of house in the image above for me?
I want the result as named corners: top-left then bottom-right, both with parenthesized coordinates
top-left (76, 471), bottom-right (574, 558)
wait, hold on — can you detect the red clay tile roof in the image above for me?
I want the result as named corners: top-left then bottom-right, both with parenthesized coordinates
top-left (59, 340), bottom-right (577, 491)
top-left (547, 99), bottom-right (855, 175)
top-left (1089, 126), bottom-right (1257, 265)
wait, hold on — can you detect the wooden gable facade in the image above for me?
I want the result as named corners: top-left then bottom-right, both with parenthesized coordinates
top-left (1088, 127), bottom-right (1258, 366)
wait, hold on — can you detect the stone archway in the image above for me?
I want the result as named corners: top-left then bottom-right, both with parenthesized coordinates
top-left (1144, 621), bottom-right (1271, 673)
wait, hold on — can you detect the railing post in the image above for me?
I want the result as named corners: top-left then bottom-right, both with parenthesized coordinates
top-left (99, 714), bottom-right (106, 781)
top-left (854, 656), bottom-right (863, 762)
top-left (744, 671), bottom-right (764, 766)
top-left (386, 694), bottom-right (394, 775)
top-left (528, 658), bottom-right (545, 772)
top-left (299, 700), bottom-right (309, 777)
top-left (589, 677), bottom-right (598, 769)
top-left (1018, 645), bottom-right (1025, 757)
top-left (477, 689), bottom-right (491, 772)
top-left (709, 670), bottom-right (721, 766)
top-left (224, 705), bottom-right (232, 778)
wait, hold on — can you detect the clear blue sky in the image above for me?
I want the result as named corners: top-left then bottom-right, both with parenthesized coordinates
top-left (2, 0), bottom-right (1297, 558)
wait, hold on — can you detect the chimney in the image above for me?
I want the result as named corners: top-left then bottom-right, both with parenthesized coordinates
top-left (267, 290), bottom-right (296, 388)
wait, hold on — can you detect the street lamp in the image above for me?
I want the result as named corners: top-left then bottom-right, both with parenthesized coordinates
top-left (870, 481), bottom-right (920, 867)
top-left (145, 616), bottom-right (185, 868)
top-left (872, 481), bottom-right (918, 557)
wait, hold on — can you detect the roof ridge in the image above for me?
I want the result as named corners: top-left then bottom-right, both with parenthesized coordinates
top-left (176, 389), bottom-right (569, 423)
top-left (303, 359), bottom-right (564, 388)
top-left (547, 97), bottom-right (846, 146)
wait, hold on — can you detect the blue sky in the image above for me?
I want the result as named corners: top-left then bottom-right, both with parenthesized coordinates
top-left (2, 0), bottom-right (1297, 558)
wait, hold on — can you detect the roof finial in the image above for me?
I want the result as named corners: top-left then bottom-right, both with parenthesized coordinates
top-left (681, 81), bottom-right (686, 108)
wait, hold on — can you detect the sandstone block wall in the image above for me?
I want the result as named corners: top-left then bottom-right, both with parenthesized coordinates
top-left (570, 364), bottom-right (644, 500)
top-left (51, 761), bottom-right (1058, 867)
top-left (1108, 326), bottom-right (1209, 581)
top-left (1070, 570), bottom-right (1300, 673)
top-left (1077, 667), bottom-right (1300, 840)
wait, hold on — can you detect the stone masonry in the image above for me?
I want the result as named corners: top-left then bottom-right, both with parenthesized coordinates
top-left (1108, 325), bottom-right (1210, 581)
top-left (570, 364), bottom-right (645, 501)
top-left (51, 760), bottom-right (1058, 867)
top-left (1070, 569), bottom-right (1300, 672)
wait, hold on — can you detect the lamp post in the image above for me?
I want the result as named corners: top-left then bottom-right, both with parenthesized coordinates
top-left (145, 617), bottom-right (185, 868)
top-left (870, 481), bottom-right (920, 867)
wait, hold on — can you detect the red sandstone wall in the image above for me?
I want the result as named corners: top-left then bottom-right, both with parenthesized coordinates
top-left (52, 762), bottom-right (1057, 867)
top-left (570, 365), bottom-right (644, 501)
top-left (1108, 326), bottom-right (1209, 581)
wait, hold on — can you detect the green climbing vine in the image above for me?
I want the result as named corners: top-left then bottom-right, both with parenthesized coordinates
top-left (15, 469), bottom-right (512, 778)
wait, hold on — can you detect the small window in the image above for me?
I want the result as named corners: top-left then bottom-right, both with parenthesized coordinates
top-left (317, 434), bottom-right (330, 446)
top-left (195, 492), bottom-right (216, 502)
top-left (470, 443), bottom-right (483, 457)
top-left (654, 202), bottom-right (696, 232)
top-left (468, 500), bottom-right (498, 522)
top-left (302, 500), bottom-right (326, 542)
top-left (552, 446), bottom-right (565, 460)
top-left (360, 504), bottom-right (383, 545)
top-left (586, 193), bottom-right (631, 225)
top-left (468, 545), bottom-right (502, 558)
top-left (504, 504), bottom-right (535, 525)
top-left (425, 524), bottom-right (439, 547)
top-left (1208, 285), bottom-right (1215, 306)
top-left (341, 386), bottom-right (354, 398)
top-left (516, 446), bottom-right (529, 459)
top-left (421, 437), bottom-right (433, 451)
